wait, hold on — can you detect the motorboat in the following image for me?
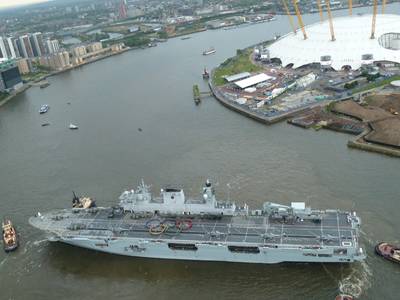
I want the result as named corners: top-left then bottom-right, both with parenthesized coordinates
top-left (39, 104), bottom-right (49, 114)
top-left (69, 123), bottom-right (78, 130)
top-left (203, 47), bottom-right (216, 56)
top-left (2, 219), bottom-right (18, 252)
top-left (375, 242), bottom-right (400, 263)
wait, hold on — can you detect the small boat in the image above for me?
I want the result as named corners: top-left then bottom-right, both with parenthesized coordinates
top-left (203, 47), bottom-right (216, 56)
top-left (69, 123), bottom-right (78, 130)
top-left (39, 82), bottom-right (50, 89)
top-left (39, 104), bottom-right (49, 114)
top-left (181, 36), bottom-right (191, 40)
top-left (375, 242), bottom-right (400, 263)
top-left (41, 123), bottom-right (50, 127)
top-left (335, 295), bottom-right (353, 300)
top-left (2, 219), bottom-right (19, 252)
top-left (202, 68), bottom-right (210, 79)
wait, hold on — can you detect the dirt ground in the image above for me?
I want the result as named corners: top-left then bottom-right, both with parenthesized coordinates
top-left (333, 100), bottom-right (392, 122)
top-left (365, 118), bottom-right (400, 147)
top-left (365, 93), bottom-right (400, 114)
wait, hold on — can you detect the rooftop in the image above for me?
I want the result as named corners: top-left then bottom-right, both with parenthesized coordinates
top-left (235, 73), bottom-right (273, 89)
top-left (267, 14), bottom-right (400, 70)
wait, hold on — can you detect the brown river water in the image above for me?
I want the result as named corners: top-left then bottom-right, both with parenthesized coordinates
top-left (1, 5), bottom-right (400, 300)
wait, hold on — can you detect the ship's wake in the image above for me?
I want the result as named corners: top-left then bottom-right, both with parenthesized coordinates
top-left (338, 259), bottom-right (372, 298)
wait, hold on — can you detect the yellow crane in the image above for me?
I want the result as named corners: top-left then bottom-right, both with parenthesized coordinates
top-left (326, 0), bottom-right (336, 41)
top-left (349, 0), bottom-right (352, 15)
top-left (382, 0), bottom-right (386, 14)
top-left (281, 0), bottom-right (297, 34)
top-left (292, 0), bottom-right (307, 40)
top-left (316, 0), bottom-right (324, 22)
top-left (371, 0), bottom-right (378, 39)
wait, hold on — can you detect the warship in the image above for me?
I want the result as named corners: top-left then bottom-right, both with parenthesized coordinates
top-left (29, 180), bottom-right (366, 264)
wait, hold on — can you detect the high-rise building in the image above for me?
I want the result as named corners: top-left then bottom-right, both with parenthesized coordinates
top-left (86, 42), bottom-right (102, 53)
top-left (0, 60), bottom-right (23, 92)
top-left (39, 51), bottom-right (71, 71)
top-left (72, 45), bottom-right (87, 57)
top-left (46, 39), bottom-right (60, 54)
top-left (6, 38), bottom-right (17, 59)
top-left (30, 33), bottom-right (46, 57)
top-left (19, 35), bottom-right (34, 58)
top-left (12, 38), bottom-right (21, 58)
top-left (0, 37), bottom-right (8, 60)
top-left (16, 58), bottom-right (30, 74)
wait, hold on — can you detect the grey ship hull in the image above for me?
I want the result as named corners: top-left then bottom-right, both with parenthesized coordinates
top-left (29, 207), bottom-right (365, 264)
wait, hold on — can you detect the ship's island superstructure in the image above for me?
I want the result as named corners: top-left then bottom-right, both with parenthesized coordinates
top-left (29, 180), bottom-right (365, 264)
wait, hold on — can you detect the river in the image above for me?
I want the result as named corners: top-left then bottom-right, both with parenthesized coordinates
top-left (0, 4), bottom-right (399, 300)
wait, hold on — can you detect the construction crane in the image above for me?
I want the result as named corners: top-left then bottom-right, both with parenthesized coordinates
top-left (348, 0), bottom-right (353, 15)
top-left (281, 0), bottom-right (297, 34)
top-left (326, 0), bottom-right (336, 41)
top-left (316, 0), bottom-right (324, 22)
top-left (292, 0), bottom-right (307, 40)
top-left (382, 0), bottom-right (386, 14)
top-left (371, 0), bottom-right (378, 39)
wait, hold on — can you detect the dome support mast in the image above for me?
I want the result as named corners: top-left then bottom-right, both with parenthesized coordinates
top-left (292, 0), bottom-right (307, 40)
top-left (371, 0), bottom-right (378, 39)
top-left (281, 0), bottom-right (297, 34)
top-left (326, 0), bottom-right (336, 41)
top-left (317, 0), bottom-right (324, 22)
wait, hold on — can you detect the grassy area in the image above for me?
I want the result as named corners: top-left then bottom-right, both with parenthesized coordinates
top-left (212, 49), bottom-right (262, 86)
top-left (352, 75), bottom-right (400, 94)
top-left (22, 71), bottom-right (49, 82)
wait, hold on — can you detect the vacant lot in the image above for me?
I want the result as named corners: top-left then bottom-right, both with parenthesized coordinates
top-left (365, 118), bottom-right (400, 148)
top-left (333, 100), bottom-right (391, 122)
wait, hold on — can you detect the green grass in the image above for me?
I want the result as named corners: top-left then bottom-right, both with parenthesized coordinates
top-left (352, 75), bottom-right (400, 94)
top-left (212, 49), bottom-right (262, 86)
top-left (22, 71), bottom-right (49, 82)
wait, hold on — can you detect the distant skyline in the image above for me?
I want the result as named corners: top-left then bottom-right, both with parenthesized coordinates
top-left (0, 0), bottom-right (51, 9)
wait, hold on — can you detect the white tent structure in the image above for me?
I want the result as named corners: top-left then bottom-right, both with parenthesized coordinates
top-left (234, 73), bottom-right (273, 89)
top-left (268, 14), bottom-right (400, 70)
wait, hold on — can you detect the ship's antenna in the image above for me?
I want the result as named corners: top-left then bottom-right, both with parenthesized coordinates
top-left (227, 183), bottom-right (231, 202)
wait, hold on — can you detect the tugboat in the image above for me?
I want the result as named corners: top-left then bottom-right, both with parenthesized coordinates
top-left (2, 219), bottom-right (18, 252)
top-left (202, 47), bottom-right (216, 56)
top-left (202, 68), bottom-right (210, 79)
top-left (375, 242), bottom-right (400, 263)
top-left (39, 104), bottom-right (49, 114)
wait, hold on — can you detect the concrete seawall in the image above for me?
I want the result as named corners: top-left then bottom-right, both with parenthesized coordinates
top-left (347, 128), bottom-right (400, 158)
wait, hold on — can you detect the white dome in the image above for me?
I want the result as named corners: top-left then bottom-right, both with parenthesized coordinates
top-left (267, 14), bottom-right (400, 70)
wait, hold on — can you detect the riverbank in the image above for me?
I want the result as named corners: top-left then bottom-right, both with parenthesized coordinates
top-left (0, 84), bottom-right (31, 108)
top-left (0, 47), bottom-right (130, 108)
